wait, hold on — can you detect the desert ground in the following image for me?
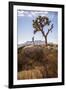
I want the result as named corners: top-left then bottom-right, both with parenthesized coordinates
top-left (17, 44), bottom-right (58, 80)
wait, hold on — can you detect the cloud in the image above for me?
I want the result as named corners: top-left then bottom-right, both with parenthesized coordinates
top-left (17, 10), bottom-right (48, 18)
top-left (17, 10), bottom-right (25, 16)
top-left (28, 14), bottom-right (33, 17)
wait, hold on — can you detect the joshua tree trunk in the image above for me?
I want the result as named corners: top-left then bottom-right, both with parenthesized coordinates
top-left (41, 31), bottom-right (47, 46)
top-left (45, 36), bottom-right (47, 46)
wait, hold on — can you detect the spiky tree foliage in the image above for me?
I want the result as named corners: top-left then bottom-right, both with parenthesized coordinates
top-left (32, 16), bottom-right (53, 46)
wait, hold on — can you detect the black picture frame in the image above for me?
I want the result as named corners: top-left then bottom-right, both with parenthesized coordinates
top-left (9, 1), bottom-right (64, 88)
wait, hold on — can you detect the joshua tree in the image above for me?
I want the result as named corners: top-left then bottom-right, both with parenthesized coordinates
top-left (32, 16), bottom-right (54, 46)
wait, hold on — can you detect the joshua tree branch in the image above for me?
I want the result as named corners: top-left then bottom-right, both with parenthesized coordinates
top-left (41, 30), bottom-right (46, 37)
top-left (46, 24), bottom-right (53, 36)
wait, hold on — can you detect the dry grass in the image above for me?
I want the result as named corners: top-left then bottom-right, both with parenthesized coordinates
top-left (18, 66), bottom-right (46, 80)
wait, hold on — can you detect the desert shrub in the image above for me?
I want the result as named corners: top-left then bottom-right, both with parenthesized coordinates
top-left (18, 46), bottom-right (45, 71)
top-left (46, 62), bottom-right (58, 78)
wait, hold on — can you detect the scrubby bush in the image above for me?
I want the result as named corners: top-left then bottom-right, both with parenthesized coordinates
top-left (18, 46), bottom-right (45, 71)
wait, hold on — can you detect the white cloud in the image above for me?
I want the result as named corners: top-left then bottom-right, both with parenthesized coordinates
top-left (17, 10), bottom-right (48, 17)
top-left (28, 14), bottom-right (33, 17)
top-left (17, 10), bottom-right (25, 16)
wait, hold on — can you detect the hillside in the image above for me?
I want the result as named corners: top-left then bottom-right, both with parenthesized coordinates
top-left (17, 44), bottom-right (58, 80)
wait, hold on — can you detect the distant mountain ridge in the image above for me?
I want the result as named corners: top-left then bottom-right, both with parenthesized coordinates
top-left (18, 40), bottom-right (44, 48)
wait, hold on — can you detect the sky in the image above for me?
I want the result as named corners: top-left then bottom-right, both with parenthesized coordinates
top-left (17, 10), bottom-right (58, 45)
